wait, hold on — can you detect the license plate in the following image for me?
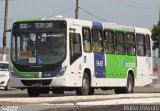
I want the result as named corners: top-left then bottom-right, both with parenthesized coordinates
top-left (31, 83), bottom-right (42, 87)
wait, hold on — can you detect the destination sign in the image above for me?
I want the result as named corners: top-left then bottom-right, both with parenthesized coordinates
top-left (13, 21), bottom-right (66, 31)
top-left (19, 23), bottom-right (53, 29)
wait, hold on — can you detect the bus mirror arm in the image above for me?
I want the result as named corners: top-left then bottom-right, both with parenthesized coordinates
top-left (4, 29), bottom-right (11, 32)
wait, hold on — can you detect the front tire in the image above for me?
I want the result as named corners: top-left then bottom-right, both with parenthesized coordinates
top-left (27, 88), bottom-right (40, 97)
top-left (76, 72), bottom-right (90, 95)
top-left (5, 81), bottom-right (10, 91)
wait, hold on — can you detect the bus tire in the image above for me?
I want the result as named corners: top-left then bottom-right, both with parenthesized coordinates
top-left (5, 81), bottom-right (10, 91)
top-left (76, 72), bottom-right (90, 95)
top-left (126, 74), bottom-right (134, 93)
top-left (115, 74), bottom-right (134, 94)
top-left (89, 88), bottom-right (94, 95)
top-left (27, 88), bottom-right (40, 97)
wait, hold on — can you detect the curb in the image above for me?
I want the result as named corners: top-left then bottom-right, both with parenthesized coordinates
top-left (11, 97), bottom-right (160, 111)
top-left (1, 93), bottom-right (160, 104)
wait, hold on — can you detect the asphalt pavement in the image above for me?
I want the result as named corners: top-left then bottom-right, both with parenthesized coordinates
top-left (0, 79), bottom-right (160, 111)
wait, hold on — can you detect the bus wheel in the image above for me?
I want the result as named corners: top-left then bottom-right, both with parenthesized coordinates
top-left (76, 72), bottom-right (90, 95)
top-left (5, 81), bottom-right (10, 91)
top-left (27, 88), bottom-right (40, 97)
top-left (115, 74), bottom-right (134, 94)
top-left (89, 88), bottom-right (94, 95)
top-left (126, 74), bottom-right (134, 93)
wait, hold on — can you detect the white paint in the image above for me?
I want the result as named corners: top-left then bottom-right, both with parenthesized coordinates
top-left (135, 27), bottom-right (153, 87)
top-left (0, 61), bottom-right (9, 87)
top-left (2, 54), bottom-right (6, 62)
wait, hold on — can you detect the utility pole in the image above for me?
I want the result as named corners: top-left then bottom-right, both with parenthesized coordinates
top-left (159, 31), bottom-right (160, 58)
top-left (3, 0), bottom-right (8, 61)
top-left (75, 0), bottom-right (79, 19)
top-left (3, 0), bottom-right (8, 47)
top-left (158, 7), bottom-right (160, 58)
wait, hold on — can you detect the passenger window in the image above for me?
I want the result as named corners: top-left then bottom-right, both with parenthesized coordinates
top-left (136, 34), bottom-right (146, 56)
top-left (92, 29), bottom-right (103, 53)
top-left (104, 30), bottom-right (115, 54)
top-left (146, 35), bottom-right (151, 57)
top-left (126, 33), bottom-right (136, 56)
top-left (115, 32), bottom-right (125, 54)
top-left (82, 28), bottom-right (92, 52)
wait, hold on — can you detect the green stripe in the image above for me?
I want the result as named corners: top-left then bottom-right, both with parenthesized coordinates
top-left (16, 18), bottom-right (42, 22)
top-left (13, 67), bottom-right (39, 78)
top-left (104, 28), bottom-right (134, 33)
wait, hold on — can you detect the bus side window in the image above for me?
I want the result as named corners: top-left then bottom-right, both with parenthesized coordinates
top-left (115, 31), bottom-right (125, 54)
top-left (70, 33), bottom-right (82, 64)
top-left (136, 34), bottom-right (146, 56)
top-left (92, 29), bottom-right (103, 53)
top-left (146, 35), bottom-right (151, 57)
top-left (82, 27), bottom-right (92, 52)
top-left (126, 33), bottom-right (136, 56)
top-left (104, 30), bottom-right (115, 54)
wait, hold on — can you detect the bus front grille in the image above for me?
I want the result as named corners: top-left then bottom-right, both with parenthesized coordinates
top-left (21, 79), bottom-right (52, 86)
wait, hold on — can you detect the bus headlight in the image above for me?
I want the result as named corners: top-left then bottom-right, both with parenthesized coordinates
top-left (59, 66), bottom-right (67, 76)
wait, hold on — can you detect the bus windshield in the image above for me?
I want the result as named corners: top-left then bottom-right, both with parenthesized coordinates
top-left (11, 21), bottom-right (67, 65)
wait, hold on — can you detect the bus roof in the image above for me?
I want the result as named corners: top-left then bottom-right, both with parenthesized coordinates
top-left (15, 16), bottom-right (151, 34)
top-left (103, 22), bottom-right (134, 32)
top-left (134, 27), bottom-right (151, 35)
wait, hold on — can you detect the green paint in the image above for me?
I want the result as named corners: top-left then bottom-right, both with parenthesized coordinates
top-left (104, 29), bottom-right (134, 33)
top-left (106, 54), bottom-right (116, 78)
top-left (106, 54), bottom-right (136, 78)
top-left (13, 67), bottom-right (39, 78)
top-left (16, 18), bottom-right (42, 22)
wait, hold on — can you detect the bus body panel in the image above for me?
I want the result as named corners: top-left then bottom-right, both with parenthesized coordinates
top-left (92, 78), bottom-right (127, 87)
top-left (106, 54), bottom-right (116, 78)
top-left (94, 53), bottom-right (105, 78)
top-left (134, 27), bottom-right (153, 86)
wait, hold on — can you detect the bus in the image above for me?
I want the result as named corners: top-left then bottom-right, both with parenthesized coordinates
top-left (10, 16), bottom-right (153, 97)
top-left (0, 61), bottom-right (10, 90)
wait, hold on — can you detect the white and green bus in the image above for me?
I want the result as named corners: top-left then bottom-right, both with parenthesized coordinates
top-left (10, 16), bottom-right (152, 97)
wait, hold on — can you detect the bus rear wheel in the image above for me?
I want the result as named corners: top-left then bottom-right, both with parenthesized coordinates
top-left (126, 74), bottom-right (134, 93)
top-left (76, 72), bottom-right (90, 95)
top-left (27, 88), bottom-right (40, 97)
top-left (115, 74), bottom-right (134, 94)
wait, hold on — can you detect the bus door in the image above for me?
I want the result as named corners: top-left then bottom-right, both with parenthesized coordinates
top-left (92, 22), bottom-right (105, 78)
top-left (69, 32), bottom-right (82, 74)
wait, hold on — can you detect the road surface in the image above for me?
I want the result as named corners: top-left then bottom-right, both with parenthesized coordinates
top-left (0, 82), bottom-right (160, 111)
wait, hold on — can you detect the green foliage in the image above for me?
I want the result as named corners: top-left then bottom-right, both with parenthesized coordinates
top-left (151, 21), bottom-right (160, 50)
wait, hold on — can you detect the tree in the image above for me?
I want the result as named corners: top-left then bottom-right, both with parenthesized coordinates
top-left (151, 21), bottom-right (160, 57)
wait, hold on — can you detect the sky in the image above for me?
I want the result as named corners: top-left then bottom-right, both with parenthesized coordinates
top-left (0, 0), bottom-right (160, 47)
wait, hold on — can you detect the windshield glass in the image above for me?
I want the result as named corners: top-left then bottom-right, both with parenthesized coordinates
top-left (11, 21), bottom-right (66, 65)
top-left (0, 63), bottom-right (9, 71)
